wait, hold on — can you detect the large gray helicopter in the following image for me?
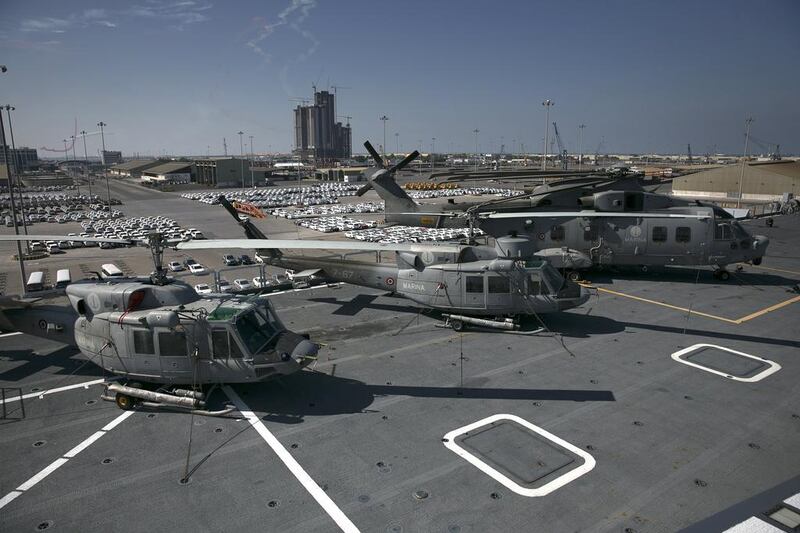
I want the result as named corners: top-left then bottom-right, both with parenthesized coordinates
top-left (0, 233), bottom-right (319, 414)
top-left (175, 196), bottom-right (591, 332)
top-left (355, 143), bottom-right (770, 281)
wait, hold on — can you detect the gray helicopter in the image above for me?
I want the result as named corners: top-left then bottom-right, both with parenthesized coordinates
top-left (0, 233), bottom-right (319, 414)
top-left (355, 143), bottom-right (770, 281)
top-left (175, 196), bottom-right (591, 332)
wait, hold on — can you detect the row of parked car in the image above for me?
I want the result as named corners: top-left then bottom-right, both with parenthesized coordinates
top-left (81, 215), bottom-right (205, 244)
top-left (181, 184), bottom-right (362, 209)
top-left (342, 225), bottom-right (484, 243)
top-left (295, 216), bottom-right (377, 233)
top-left (270, 202), bottom-right (384, 219)
top-left (405, 187), bottom-right (522, 199)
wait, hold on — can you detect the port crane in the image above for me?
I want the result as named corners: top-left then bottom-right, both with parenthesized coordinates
top-left (552, 122), bottom-right (568, 170)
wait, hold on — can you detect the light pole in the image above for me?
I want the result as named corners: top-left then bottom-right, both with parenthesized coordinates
top-left (473, 129), bottom-right (480, 172)
top-left (97, 121), bottom-right (111, 206)
top-left (237, 131), bottom-right (244, 188)
top-left (249, 134), bottom-right (254, 187)
top-left (0, 104), bottom-right (27, 289)
top-left (431, 137), bottom-right (436, 172)
top-left (70, 135), bottom-right (80, 194)
top-left (578, 124), bottom-right (586, 170)
top-left (737, 117), bottom-right (754, 208)
top-left (380, 116), bottom-right (389, 159)
top-left (80, 130), bottom-right (93, 198)
top-left (394, 132), bottom-right (399, 154)
top-left (541, 99), bottom-right (554, 170)
top-left (5, 105), bottom-right (28, 237)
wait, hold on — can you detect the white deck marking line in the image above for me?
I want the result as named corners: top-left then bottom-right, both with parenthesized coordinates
top-left (671, 344), bottom-right (781, 383)
top-left (443, 413), bottom-right (596, 497)
top-left (784, 492), bottom-right (800, 509)
top-left (0, 378), bottom-right (117, 406)
top-left (0, 410), bottom-right (134, 510)
top-left (0, 332), bottom-right (22, 338)
top-left (222, 385), bottom-right (359, 533)
top-left (723, 516), bottom-right (784, 532)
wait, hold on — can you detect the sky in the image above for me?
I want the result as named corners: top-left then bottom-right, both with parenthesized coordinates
top-left (1, 0), bottom-right (798, 158)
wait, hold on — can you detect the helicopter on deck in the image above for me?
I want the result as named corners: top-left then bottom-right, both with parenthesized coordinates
top-left (0, 233), bottom-right (318, 414)
top-left (175, 196), bottom-right (591, 332)
top-left (354, 142), bottom-right (770, 281)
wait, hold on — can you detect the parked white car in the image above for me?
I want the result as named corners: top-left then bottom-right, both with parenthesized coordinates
top-left (168, 261), bottom-right (185, 272)
top-left (217, 279), bottom-right (233, 293)
top-left (188, 263), bottom-right (207, 275)
top-left (194, 283), bottom-right (212, 295)
top-left (233, 279), bottom-right (253, 291)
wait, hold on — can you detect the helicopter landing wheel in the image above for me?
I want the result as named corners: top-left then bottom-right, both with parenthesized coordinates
top-left (450, 319), bottom-right (465, 332)
top-left (567, 270), bottom-right (582, 282)
top-left (714, 270), bottom-right (730, 281)
top-left (115, 392), bottom-right (136, 410)
top-left (753, 257), bottom-right (762, 265)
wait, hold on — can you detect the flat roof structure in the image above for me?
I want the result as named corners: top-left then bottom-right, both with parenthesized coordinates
top-left (673, 160), bottom-right (800, 202)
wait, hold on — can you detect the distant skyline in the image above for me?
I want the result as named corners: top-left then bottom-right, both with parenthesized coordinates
top-left (1, 0), bottom-right (798, 157)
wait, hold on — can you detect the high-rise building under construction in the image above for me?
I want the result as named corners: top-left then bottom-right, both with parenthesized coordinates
top-left (294, 89), bottom-right (351, 162)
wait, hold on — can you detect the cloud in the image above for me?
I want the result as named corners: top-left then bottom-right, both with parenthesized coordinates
top-left (19, 2), bottom-right (211, 35)
top-left (246, 0), bottom-right (319, 66)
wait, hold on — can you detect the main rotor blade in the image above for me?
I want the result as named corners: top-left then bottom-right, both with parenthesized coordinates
top-left (482, 211), bottom-right (711, 219)
top-left (363, 141), bottom-right (384, 168)
top-left (0, 235), bottom-right (132, 243)
top-left (355, 182), bottom-right (373, 196)
top-left (177, 239), bottom-right (464, 254)
top-left (389, 150), bottom-right (420, 173)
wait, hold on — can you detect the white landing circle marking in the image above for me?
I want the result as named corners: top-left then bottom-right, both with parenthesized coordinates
top-left (671, 344), bottom-right (781, 383)
top-left (0, 410), bottom-right (134, 510)
top-left (222, 385), bottom-right (359, 533)
top-left (0, 378), bottom-right (118, 406)
top-left (0, 332), bottom-right (22, 338)
top-left (442, 413), bottom-right (596, 497)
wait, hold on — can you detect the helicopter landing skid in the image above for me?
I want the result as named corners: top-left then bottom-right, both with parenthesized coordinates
top-left (101, 383), bottom-right (235, 417)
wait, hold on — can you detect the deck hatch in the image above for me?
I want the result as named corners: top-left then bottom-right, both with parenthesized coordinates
top-left (443, 414), bottom-right (595, 497)
top-left (671, 344), bottom-right (781, 383)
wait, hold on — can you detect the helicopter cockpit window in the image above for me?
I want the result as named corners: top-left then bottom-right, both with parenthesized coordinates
top-left (235, 309), bottom-right (278, 354)
top-left (715, 223), bottom-right (732, 240)
top-left (488, 276), bottom-right (510, 293)
top-left (212, 329), bottom-right (243, 359)
top-left (465, 276), bottom-right (484, 293)
top-left (158, 332), bottom-right (187, 357)
top-left (541, 266), bottom-right (563, 294)
top-left (528, 276), bottom-right (541, 295)
top-left (132, 329), bottom-right (154, 355)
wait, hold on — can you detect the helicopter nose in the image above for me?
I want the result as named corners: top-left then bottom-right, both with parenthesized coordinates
top-left (753, 234), bottom-right (769, 252)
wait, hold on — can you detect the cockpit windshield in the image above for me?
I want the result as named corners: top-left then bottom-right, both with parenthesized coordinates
top-left (234, 306), bottom-right (280, 354)
top-left (540, 265), bottom-right (564, 294)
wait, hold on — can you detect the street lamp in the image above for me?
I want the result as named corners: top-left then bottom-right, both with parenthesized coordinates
top-left (737, 117), bottom-right (754, 208)
top-left (541, 99), bottom-right (554, 170)
top-left (380, 116), bottom-right (389, 159)
top-left (249, 134), bottom-right (254, 187)
top-left (97, 121), bottom-right (111, 206)
top-left (4, 105), bottom-right (29, 237)
top-left (70, 135), bottom-right (80, 194)
top-left (431, 137), bottom-right (436, 172)
top-left (473, 129), bottom-right (480, 172)
top-left (578, 124), bottom-right (586, 170)
top-left (0, 98), bottom-right (27, 288)
top-left (237, 131), bottom-right (244, 188)
top-left (394, 132), bottom-right (399, 154)
top-left (80, 130), bottom-right (93, 198)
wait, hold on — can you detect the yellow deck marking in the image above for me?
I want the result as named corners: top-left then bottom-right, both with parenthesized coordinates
top-left (743, 264), bottom-right (800, 277)
top-left (581, 284), bottom-right (800, 325)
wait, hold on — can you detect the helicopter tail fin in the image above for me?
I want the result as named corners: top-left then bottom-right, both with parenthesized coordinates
top-left (217, 195), bottom-right (281, 259)
top-left (360, 170), bottom-right (420, 224)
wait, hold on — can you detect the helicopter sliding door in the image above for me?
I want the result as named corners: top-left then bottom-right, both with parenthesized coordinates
top-left (485, 274), bottom-right (511, 311)
top-left (461, 274), bottom-right (486, 309)
top-left (125, 328), bottom-right (162, 380)
top-left (155, 329), bottom-right (194, 382)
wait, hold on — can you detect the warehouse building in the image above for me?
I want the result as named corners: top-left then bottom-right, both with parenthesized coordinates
top-left (140, 162), bottom-right (193, 184)
top-left (109, 159), bottom-right (162, 178)
top-left (672, 160), bottom-right (800, 202)
top-left (102, 150), bottom-right (123, 165)
top-left (194, 157), bottom-right (249, 187)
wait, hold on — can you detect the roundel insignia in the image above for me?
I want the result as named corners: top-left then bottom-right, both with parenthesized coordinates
top-left (629, 225), bottom-right (642, 238)
top-left (87, 293), bottom-right (101, 312)
top-left (421, 251), bottom-right (434, 264)
top-left (38, 319), bottom-right (47, 330)
top-left (386, 277), bottom-right (395, 286)
top-left (538, 233), bottom-right (546, 240)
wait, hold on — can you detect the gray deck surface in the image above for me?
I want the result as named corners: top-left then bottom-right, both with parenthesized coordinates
top-left (1, 179), bottom-right (798, 532)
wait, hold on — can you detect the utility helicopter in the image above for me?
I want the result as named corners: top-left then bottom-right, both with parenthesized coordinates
top-left (175, 196), bottom-right (591, 332)
top-left (355, 143), bottom-right (770, 281)
top-left (0, 232), bottom-right (319, 414)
